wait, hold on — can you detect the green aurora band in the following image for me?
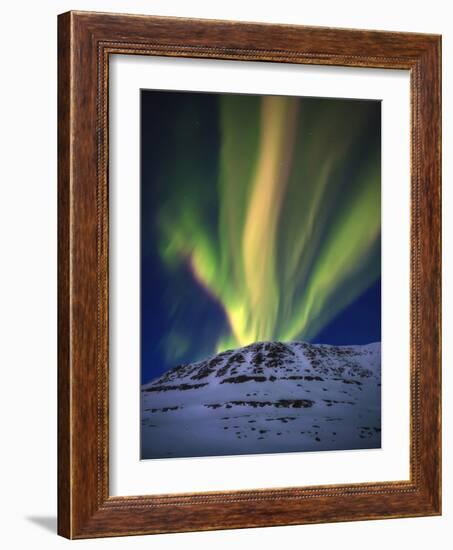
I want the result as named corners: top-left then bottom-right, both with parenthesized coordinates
top-left (153, 93), bottom-right (381, 358)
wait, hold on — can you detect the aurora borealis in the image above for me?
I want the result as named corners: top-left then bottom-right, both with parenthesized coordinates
top-left (141, 91), bottom-right (381, 383)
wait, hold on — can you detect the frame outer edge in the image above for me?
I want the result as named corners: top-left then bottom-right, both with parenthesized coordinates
top-left (429, 36), bottom-right (441, 515)
top-left (423, 35), bottom-right (442, 514)
top-left (408, 37), bottom-right (442, 515)
top-left (57, 11), bottom-right (73, 539)
top-left (435, 35), bottom-right (442, 515)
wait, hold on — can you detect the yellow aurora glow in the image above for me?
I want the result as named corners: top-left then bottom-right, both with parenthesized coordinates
top-left (157, 94), bottom-right (381, 354)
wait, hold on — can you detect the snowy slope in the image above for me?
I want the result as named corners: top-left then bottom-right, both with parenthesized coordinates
top-left (141, 341), bottom-right (381, 459)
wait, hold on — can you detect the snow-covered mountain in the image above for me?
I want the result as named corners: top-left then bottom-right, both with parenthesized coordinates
top-left (141, 341), bottom-right (381, 459)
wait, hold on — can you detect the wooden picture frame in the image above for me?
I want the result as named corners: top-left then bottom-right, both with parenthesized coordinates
top-left (58, 10), bottom-right (441, 539)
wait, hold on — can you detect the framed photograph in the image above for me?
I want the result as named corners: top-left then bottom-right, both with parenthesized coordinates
top-left (58, 11), bottom-right (441, 538)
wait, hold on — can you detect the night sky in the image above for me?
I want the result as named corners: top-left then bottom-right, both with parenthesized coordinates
top-left (141, 90), bottom-right (381, 384)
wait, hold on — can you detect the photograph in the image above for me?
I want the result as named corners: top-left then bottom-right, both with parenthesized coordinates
top-left (140, 90), bottom-right (382, 460)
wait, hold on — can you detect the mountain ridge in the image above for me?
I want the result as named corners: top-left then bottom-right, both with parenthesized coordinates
top-left (143, 340), bottom-right (380, 386)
